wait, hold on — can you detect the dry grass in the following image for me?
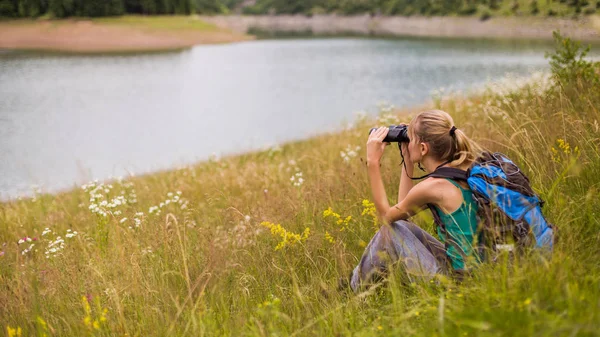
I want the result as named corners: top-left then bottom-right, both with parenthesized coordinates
top-left (1, 44), bottom-right (599, 336)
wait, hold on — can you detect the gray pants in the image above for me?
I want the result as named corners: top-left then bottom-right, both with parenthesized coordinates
top-left (350, 220), bottom-right (448, 292)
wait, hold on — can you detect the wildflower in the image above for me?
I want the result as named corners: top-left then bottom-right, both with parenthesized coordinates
top-left (261, 221), bottom-right (310, 250)
top-left (340, 145), bottom-right (361, 163)
top-left (65, 230), bottom-right (78, 239)
top-left (6, 326), bottom-right (22, 337)
top-left (323, 207), bottom-right (352, 230)
top-left (324, 231), bottom-right (335, 244)
top-left (21, 244), bottom-right (34, 255)
top-left (290, 171), bottom-right (304, 187)
top-left (377, 326), bottom-right (383, 331)
top-left (523, 298), bottom-right (532, 306)
top-left (42, 228), bottom-right (52, 236)
top-left (362, 199), bottom-right (379, 230)
top-left (119, 218), bottom-right (128, 224)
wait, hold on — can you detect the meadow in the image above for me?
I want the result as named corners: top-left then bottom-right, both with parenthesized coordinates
top-left (1, 33), bottom-right (599, 336)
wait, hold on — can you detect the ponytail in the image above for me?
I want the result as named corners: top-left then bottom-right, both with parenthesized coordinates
top-left (409, 110), bottom-right (482, 168)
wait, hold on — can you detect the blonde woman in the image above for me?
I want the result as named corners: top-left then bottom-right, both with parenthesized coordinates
top-left (350, 110), bottom-right (483, 292)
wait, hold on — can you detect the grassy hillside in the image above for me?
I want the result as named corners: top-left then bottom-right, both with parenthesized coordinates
top-left (0, 16), bottom-right (252, 53)
top-left (1, 33), bottom-right (599, 336)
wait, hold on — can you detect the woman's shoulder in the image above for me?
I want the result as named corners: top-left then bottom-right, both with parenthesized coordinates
top-left (421, 177), bottom-right (469, 197)
top-left (416, 177), bottom-right (458, 199)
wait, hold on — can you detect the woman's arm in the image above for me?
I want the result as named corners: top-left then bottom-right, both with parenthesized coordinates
top-left (366, 127), bottom-right (435, 225)
top-left (368, 161), bottom-right (434, 224)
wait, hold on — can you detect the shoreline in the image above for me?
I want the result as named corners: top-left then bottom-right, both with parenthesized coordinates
top-left (0, 16), bottom-right (254, 54)
top-left (1, 15), bottom-right (599, 54)
top-left (201, 14), bottom-right (600, 42)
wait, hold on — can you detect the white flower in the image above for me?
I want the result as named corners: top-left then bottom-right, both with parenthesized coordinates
top-left (18, 239), bottom-right (25, 245)
top-left (119, 218), bottom-right (128, 224)
top-left (244, 215), bottom-right (251, 222)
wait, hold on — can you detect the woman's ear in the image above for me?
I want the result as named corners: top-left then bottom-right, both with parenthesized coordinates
top-left (420, 142), bottom-right (429, 157)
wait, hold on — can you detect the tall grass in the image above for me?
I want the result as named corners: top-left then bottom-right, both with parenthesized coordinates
top-left (1, 34), bottom-right (599, 336)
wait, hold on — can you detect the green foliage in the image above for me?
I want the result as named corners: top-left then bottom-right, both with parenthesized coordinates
top-left (546, 31), bottom-right (600, 90)
top-left (4, 0), bottom-right (598, 17)
top-left (0, 0), bottom-right (17, 16)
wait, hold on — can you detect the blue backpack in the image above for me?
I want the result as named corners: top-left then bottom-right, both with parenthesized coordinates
top-left (429, 152), bottom-right (555, 258)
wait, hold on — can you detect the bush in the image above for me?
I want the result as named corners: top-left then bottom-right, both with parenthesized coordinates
top-left (531, 0), bottom-right (540, 14)
top-left (480, 9), bottom-right (492, 21)
top-left (459, 5), bottom-right (477, 15)
top-left (0, 0), bottom-right (16, 17)
top-left (545, 31), bottom-right (600, 103)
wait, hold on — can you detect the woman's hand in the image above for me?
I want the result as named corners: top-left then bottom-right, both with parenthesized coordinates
top-left (367, 126), bottom-right (390, 165)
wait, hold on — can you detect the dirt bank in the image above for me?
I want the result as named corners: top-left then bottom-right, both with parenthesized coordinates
top-left (0, 17), bottom-right (253, 53)
top-left (201, 14), bottom-right (600, 41)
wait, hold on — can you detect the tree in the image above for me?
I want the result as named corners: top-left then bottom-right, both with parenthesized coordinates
top-left (0, 0), bottom-right (17, 16)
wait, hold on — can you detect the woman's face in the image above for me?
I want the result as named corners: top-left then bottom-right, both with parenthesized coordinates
top-left (407, 125), bottom-right (423, 163)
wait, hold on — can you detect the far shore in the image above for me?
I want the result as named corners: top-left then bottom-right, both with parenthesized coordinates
top-left (201, 14), bottom-right (600, 42)
top-left (0, 16), bottom-right (254, 53)
top-left (1, 14), bottom-right (599, 54)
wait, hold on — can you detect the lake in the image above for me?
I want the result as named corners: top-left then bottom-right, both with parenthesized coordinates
top-left (0, 38), bottom-right (560, 199)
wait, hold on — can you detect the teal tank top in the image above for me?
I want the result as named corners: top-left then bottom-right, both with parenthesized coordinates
top-left (433, 179), bottom-right (480, 270)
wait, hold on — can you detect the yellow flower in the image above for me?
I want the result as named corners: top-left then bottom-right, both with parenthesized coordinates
top-left (6, 326), bottom-right (22, 337)
top-left (261, 221), bottom-right (310, 250)
top-left (324, 231), bottom-right (335, 244)
top-left (377, 325), bottom-right (383, 330)
top-left (361, 199), bottom-right (379, 230)
top-left (323, 207), bottom-right (351, 230)
top-left (523, 298), bottom-right (532, 305)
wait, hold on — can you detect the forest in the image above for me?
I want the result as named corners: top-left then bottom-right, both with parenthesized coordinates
top-left (1, 0), bottom-right (599, 18)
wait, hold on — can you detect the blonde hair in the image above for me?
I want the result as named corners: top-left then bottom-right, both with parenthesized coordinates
top-left (408, 110), bottom-right (482, 167)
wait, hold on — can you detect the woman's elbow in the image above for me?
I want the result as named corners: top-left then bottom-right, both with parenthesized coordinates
top-left (381, 209), bottom-right (407, 225)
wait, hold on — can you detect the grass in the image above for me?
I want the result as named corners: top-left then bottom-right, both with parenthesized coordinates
top-left (0, 15), bottom-right (220, 32)
top-left (1, 35), bottom-right (600, 336)
top-left (91, 15), bottom-right (219, 32)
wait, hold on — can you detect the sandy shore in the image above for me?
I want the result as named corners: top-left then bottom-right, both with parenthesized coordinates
top-left (201, 14), bottom-right (600, 41)
top-left (0, 17), bottom-right (253, 53)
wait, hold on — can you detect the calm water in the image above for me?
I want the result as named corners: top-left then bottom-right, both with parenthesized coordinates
top-left (0, 38), bottom-right (558, 199)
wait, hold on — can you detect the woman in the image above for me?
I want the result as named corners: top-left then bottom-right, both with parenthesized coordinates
top-left (350, 109), bottom-right (483, 292)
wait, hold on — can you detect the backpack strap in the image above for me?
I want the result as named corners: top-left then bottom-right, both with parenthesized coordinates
top-left (426, 166), bottom-right (471, 271)
top-left (425, 166), bottom-right (469, 233)
top-left (428, 167), bottom-right (469, 181)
